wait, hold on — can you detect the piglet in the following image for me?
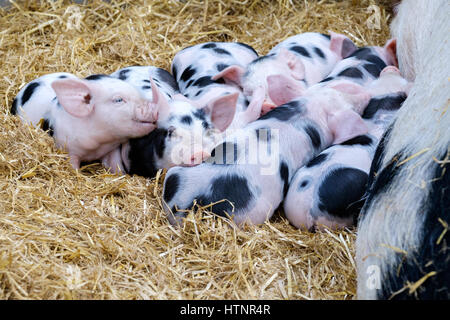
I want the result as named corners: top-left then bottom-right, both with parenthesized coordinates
top-left (104, 76), bottom-right (238, 178)
top-left (101, 66), bottom-right (181, 174)
top-left (213, 32), bottom-right (357, 114)
top-left (162, 79), bottom-right (372, 226)
top-left (268, 38), bottom-right (398, 106)
top-left (283, 66), bottom-right (410, 231)
top-left (172, 41), bottom-right (264, 129)
top-left (110, 65), bottom-right (179, 100)
top-left (11, 72), bottom-right (157, 169)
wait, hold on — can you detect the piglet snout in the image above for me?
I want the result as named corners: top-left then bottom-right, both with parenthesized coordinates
top-left (178, 150), bottom-right (211, 167)
top-left (134, 102), bottom-right (157, 124)
top-left (188, 151), bottom-right (211, 166)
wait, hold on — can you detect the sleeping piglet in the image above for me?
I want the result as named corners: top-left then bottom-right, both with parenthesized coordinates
top-left (162, 79), bottom-right (372, 226)
top-left (11, 72), bottom-right (157, 169)
top-left (103, 66), bottom-right (241, 177)
top-left (171, 41), bottom-right (263, 129)
top-left (212, 32), bottom-right (357, 114)
top-left (283, 66), bottom-right (410, 231)
top-left (268, 38), bottom-right (398, 106)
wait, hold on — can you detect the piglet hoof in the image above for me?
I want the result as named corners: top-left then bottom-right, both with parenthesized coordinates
top-left (69, 155), bottom-right (81, 170)
top-left (166, 207), bottom-right (187, 227)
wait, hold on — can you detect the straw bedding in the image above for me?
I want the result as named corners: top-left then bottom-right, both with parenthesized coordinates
top-left (0, 0), bottom-right (394, 300)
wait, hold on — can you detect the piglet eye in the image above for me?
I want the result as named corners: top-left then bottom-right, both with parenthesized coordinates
top-left (113, 97), bottom-right (124, 104)
top-left (167, 126), bottom-right (176, 138)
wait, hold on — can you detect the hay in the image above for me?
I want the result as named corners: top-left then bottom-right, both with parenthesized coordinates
top-left (0, 0), bottom-right (393, 300)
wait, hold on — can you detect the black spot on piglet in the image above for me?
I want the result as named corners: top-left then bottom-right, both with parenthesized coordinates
top-left (127, 128), bottom-right (168, 178)
top-left (306, 153), bottom-right (328, 168)
top-left (279, 161), bottom-right (289, 197)
top-left (258, 100), bottom-right (305, 122)
top-left (117, 69), bottom-right (130, 80)
top-left (363, 63), bottom-right (382, 78)
top-left (318, 167), bottom-right (368, 219)
top-left (304, 124), bottom-right (322, 150)
top-left (197, 174), bottom-right (253, 217)
top-left (290, 46), bottom-right (311, 58)
top-left (366, 150), bottom-right (403, 204)
top-left (180, 115), bottom-right (193, 125)
top-left (10, 97), bottom-right (18, 115)
top-left (85, 74), bottom-right (110, 81)
top-left (163, 173), bottom-right (180, 203)
top-left (202, 43), bottom-right (217, 49)
top-left (340, 135), bottom-right (373, 146)
top-left (192, 108), bottom-right (207, 121)
top-left (180, 65), bottom-right (196, 82)
top-left (362, 94), bottom-right (406, 119)
top-left (341, 38), bottom-right (357, 58)
top-left (216, 63), bottom-right (229, 72)
top-left (41, 118), bottom-right (54, 137)
top-left (213, 48), bottom-right (231, 55)
top-left (21, 82), bottom-right (40, 106)
top-left (337, 67), bottom-right (363, 79)
top-left (365, 55), bottom-right (387, 71)
top-left (314, 47), bottom-right (325, 59)
top-left (156, 68), bottom-right (179, 91)
top-left (193, 76), bottom-right (217, 88)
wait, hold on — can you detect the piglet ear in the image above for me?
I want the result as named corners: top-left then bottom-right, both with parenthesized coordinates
top-left (204, 92), bottom-right (238, 132)
top-left (52, 79), bottom-right (94, 118)
top-left (241, 86), bottom-right (265, 124)
top-left (211, 65), bottom-right (245, 87)
top-left (149, 78), bottom-right (171, 121)
top-left (278, 48), bottom-right (305, 80)
top-left (328, 109), bottom-right (368, 144)
top-left (267, 74), bottom-right (306, 106)
top-left (384, 38), bottom-right (398, 67)
top-left (329, 31), bottom-right (357, 58)
top-left (329, 82), bottom-right (371, 114)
